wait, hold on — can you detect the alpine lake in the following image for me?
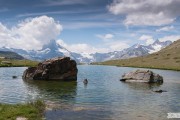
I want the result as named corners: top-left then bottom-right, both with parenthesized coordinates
top-left (0, 65), bottom-right (180, 120)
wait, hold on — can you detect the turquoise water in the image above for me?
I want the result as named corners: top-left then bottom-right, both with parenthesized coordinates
top-left (0, 65), bottom-right (180, 120)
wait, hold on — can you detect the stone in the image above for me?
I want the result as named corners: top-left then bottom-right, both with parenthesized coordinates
top-left (120, 69), bottom-right (163, 83)
top-left (83, 79), bottom-right (88, 84)
top-left (22, 57), bottom-right (78, 81)
top-left (12, 76), bottom-right (17, 79)
top-left (153, 90), bottom-right (167, 93)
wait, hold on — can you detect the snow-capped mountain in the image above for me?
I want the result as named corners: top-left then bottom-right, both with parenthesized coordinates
top-left (31, 39), bottom-right (75, 60)
top-left (0, 39), bottom-right (172, 63)
top-left (0, 40), bottom-right (79, 62)
top-left (89, 40), bottom-right (172, 62)
top-left (148, 40), bottom-right (172, 53)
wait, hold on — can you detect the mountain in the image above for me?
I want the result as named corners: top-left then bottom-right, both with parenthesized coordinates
top-left (0, 51), bottom-right (24, 60)
top-left (0, 40), bottom-right (79, 61)
top-left (26, 40), bottom-right (76, 61)
top-left (0, 39), bottom-right (172, 63)
top-left (86, 39), bottom-right (172, 62)
top-left (96, 39), bottom-right (180, 71)
top-left (148, 39), bottom-right (172, 53)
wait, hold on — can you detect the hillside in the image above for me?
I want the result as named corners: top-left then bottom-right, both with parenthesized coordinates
top-left (0, 51), bottom-right (24, 60)
top-left (0, 51), bottom-right (38, 67)
top-left (0, 59), bottom-right (39, 67)
top-left (94, 39), bottom-right (180, 71)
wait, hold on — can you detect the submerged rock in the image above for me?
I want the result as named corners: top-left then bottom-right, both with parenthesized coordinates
top-left (120, 69), bottom-right (163, 83)
top-left (12, 76), bottom-right (17, 79)
top-left (22, 57), bottom-right (78, 81)
top-left (153, 90), bottom-right (167, 93)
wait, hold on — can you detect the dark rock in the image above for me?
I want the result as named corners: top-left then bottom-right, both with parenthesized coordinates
top-left (120, 69), bottom-right (163, 83)
top-left (22, 57), bottom-right (78, 81)
top-left (12, 76), bottom-right (17, 79)
top-left (83, 79), bottom-right (88, 84)
top-left (154, 90), bottom-right (167, 93)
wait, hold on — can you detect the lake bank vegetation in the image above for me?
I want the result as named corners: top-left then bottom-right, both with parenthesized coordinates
top-left (0, 100), bottom-right (45, 120)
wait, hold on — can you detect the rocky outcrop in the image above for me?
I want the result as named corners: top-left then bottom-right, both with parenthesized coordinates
top-left (22, 57), bottom-right (78, 81)
top-left (120, 69), bottom-right (163, 83)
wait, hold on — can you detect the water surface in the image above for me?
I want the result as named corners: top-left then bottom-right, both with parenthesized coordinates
top-left (0, 65), bottom-right (179, 120)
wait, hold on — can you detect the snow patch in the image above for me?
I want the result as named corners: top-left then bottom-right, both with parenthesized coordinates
top-left (58, 48), bottom-right (71, 57)
top-left (38, 48), bottom-right (50, 54)
top-left (149, 44), bottom-right (163, 53)
top-left (81, 52), bottom-right (93, 59)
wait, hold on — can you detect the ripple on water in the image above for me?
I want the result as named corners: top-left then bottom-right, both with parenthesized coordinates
top-left (0, 66), bottom-right (180, 120)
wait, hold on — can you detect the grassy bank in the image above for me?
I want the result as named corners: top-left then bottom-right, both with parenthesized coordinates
top-left (0, 100), bottom-right (45, 120)
top-left (93, 61), bottom-right (180, 71)
top-left (0, 59), bottom-right (39, 67)
top-left (93, 40), bottom-right (180, 71)
top-left (93, 54), bottom-right (180, 71)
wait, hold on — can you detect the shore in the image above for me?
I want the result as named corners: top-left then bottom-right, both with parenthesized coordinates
top-left (92, 63), bottom-right (180, 71)
top-left (0, 59), bottom-right (39, 67)
top-left (0, 100), bottom-right (45, 120)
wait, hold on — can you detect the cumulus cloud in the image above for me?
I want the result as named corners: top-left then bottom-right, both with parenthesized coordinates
top-left (105, 41), bottom-right (129, 51)
top-left (0, 16), bottom-right (62, 50)
top-left (57, 38), bottom-right (129, 54)
top-left (139, 35), bottom-right (154, 45)
top-left (57, 39), bottom-right (107, 53)
top-left (96, 33), bottom-right (114, 41)
top-left (108, 0), bottom-right (180, 26)
top-left (156, 25), bottom-right (174, 32)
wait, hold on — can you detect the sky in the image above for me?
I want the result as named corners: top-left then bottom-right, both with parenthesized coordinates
top-left (0, 0), bottom-right (180, 53)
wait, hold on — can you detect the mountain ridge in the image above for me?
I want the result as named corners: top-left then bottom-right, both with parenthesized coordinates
top-left (0, 51), bottom-right (24, 60)
top-left (0, 39), bottom-right (172, 63)
top-left (95, 39), bottom-right (180, 71)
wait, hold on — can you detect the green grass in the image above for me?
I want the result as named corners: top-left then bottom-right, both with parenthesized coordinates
top-left (93, 40), bottom-right (180, 71)
top-left (0, 100), bottom-right (45, 120)
top-left (0, 59), bottom-right (39, 67)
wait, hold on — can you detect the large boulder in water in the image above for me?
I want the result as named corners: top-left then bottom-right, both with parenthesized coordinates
top-left (22, 57), bottom-right (78, 81)
top-left (120, 69), bottom-right (163, 83)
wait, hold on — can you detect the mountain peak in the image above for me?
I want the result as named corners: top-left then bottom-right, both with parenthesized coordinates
top-left (42, 39), bottom-right (61, 50)
top-left (131, 43), bottom-right (143, 49)
top-left (153, 39), bottom-right (160, 44)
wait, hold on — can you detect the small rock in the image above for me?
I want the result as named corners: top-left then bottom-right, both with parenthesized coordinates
top-left (83, 79), bottom-right (88, 84)
top-left (154, 90), bottom-right (167, 93)
top-left (12, 76), bottom-right (17, 79)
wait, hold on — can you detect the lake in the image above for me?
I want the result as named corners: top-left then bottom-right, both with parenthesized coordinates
top-left (0, 65), bottom-right (180, 120)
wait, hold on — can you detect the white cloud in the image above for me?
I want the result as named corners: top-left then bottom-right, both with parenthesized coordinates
top-left (139, 35), bottom-right (180, 45)
top-left (96, 34), bottom-right (114, 41)
top-left (57, 39), bottom-right (107, 53)
top-left (139, 35), bottom-right (154, 45)
top-left (106, 41), bottom-right (129, 51)
top-left (108, 0), bottom-right (180, 26)
top-left (156, 25), bottom-right (174, 32)
top-left (159, 35), bottom-right (180, 42)
top-left (57, 39), bottom-right (129, 54)
top-left (0, 16), bottom-right (62, 50)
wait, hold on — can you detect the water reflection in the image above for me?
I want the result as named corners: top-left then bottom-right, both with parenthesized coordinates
top-left (122, 82), bottom-right (162, 91)
top-left (23, 80), bottom-right (77, 103)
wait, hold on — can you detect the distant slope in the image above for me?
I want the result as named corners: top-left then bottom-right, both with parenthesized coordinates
top-left (0, 51), bottom-right (24, 60)
top-left (95, 39), bottom-right (180, 71)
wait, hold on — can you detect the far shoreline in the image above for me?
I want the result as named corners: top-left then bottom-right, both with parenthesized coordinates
top-left (90, 64), bottom-right (180, 71)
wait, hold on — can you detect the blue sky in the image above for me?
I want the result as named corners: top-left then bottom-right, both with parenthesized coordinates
top-left (0, 0), bottom-right (180, 53)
